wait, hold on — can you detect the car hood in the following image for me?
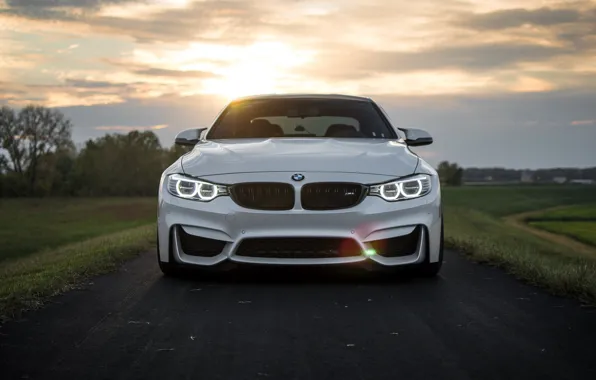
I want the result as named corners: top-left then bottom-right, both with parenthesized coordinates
top-left (181, 138), bottom-right (419, 177)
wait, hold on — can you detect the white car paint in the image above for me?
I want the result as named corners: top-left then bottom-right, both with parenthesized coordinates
top-left (180, 138), bottom-right (419, 177)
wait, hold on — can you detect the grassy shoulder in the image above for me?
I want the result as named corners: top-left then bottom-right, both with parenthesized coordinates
top-left (0, 224), bottom-right (155, 321)
top-left (0, 197), bottom-right (156, 262)
top-left (445, 206), bottom-right (596, 303)
top-left (443, 186), bottom-right (596, 304)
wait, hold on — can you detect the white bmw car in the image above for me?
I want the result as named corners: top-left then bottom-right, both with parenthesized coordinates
top-left (157, 94), bottom-right (443, 277)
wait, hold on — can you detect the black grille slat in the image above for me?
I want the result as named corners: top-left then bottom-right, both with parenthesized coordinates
top-left (236, 238), bottom-right (362, 258)
top-left (178, 227), bottom-right (226, 257)
top-left (230, 183), bottom-right (294, 210)
top-left (301, 183), bottom-right (366, 210)
top-left (368, 226), bottom-right (421, 257)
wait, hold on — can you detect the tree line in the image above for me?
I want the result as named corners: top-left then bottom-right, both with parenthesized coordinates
top-left (0, 105), bottom-right (188, 197)
top-left (0, 105), bottom-right (470, 196)
top-left (463, 167), bottom-right (596, 183)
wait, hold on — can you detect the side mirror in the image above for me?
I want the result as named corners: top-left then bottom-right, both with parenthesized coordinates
top-left (402, 128), bottom-right (433, 146)
top-left (175, 128), bottom-right (207, 146)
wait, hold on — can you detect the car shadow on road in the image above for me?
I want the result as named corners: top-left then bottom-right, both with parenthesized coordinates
top-left (160, 263), bottom-right (442, 287)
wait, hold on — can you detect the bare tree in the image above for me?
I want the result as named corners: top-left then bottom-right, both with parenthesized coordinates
top-left (0, 106), bottom-right (25, 174)
top-left (18, 105), bottom-right (74, 190)
top-left (0, 105), bottom-right (74, 191)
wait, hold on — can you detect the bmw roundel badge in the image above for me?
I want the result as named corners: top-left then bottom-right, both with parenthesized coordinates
top-left (291, 173), bottom-right (305, 181)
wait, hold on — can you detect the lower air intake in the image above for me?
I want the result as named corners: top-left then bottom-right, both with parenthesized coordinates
top-left (178, 227), bottom-right (226, 257)
top-left (235, 237), bottom-right (362, 259)
top-left (367, 226), bottom-right (422, 257)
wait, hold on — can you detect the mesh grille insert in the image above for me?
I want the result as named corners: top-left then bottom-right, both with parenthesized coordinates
top-left (230, 182), bottom-right (295, 210)
top-left (301, 182), bottom-right (366, 210)
top-left (236, 237), bottom-right (362, 258)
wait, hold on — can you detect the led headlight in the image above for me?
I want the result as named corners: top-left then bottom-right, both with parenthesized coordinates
top-left (369, 174), bottom-right (432, 201)
top-left (167, 174), bottom-right (228, 201)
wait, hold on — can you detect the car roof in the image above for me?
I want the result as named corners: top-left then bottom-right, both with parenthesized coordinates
top-left (231, 93), bottom-right (373, 102)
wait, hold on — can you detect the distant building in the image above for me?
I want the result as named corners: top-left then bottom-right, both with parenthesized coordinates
top-left (569, 179), bottom-right (595, 185)
top-left (553, 176), bottom-right (567, 184)
top-left (520, 171), bottom-right (534, 183)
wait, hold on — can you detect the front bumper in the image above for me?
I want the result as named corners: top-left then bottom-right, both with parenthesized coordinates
top-left (157, 173), bottom-right (442, 267)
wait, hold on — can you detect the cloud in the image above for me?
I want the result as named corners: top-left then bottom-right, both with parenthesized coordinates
top-left (1, 0), bottom-right (596, 107)
top-left (454, 4), bottom-right (596, 52)
top-left (509, 76), bottom-right (555, 92)
top-left (95, 123), bottom-right (168, 131)
top-left (63, 79), bottom-right (130, 88)
top-left (571, 120), bottom-right (596, 126)
top-left (133, 67), bottom-right (215, 78)
top-left (6, 0), bottom-right (136, 8)
top-left (303, 43), bottom-right (572, 79)
top-left (457, 7), bottom-right (581, 30)
top-left (1, 0), bottom-right (269, 44)
top-left (0, 80), bottom-right (130, 107)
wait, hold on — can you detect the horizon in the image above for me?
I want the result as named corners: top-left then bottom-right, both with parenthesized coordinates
top-left (1, 0), bottom-right (595, 169)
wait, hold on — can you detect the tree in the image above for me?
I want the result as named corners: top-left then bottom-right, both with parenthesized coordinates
top-left (0, 106), bottom-right (24, 174)
top-left (437, 161), bottom-right (464, 186)
top-left (0, 105), bottom-right (74, 194)
top-left (75, 130), bottom-right (165, 196)
top-left (165, 143), bottom-right (192, 166)
top-left (18, 105), bottom-right (74, 191)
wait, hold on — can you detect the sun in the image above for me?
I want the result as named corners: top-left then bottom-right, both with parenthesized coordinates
top-left (202, 41), bottom-right (313, 100)
top-left (209, 61), bottom-right (280, 99)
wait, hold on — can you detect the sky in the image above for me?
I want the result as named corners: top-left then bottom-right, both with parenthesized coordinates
top-left (1, 0), bottom-right (595, 169)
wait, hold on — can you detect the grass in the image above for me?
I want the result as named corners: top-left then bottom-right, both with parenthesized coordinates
top-left (0, 224), bottom-right (155, 321)
top-left (0, 197), bottom-right (156, 262)
top-left (442, 185), bottom-right (596, 216)
top-left (523, 202), bottom-right (596, 247)
top-left (445, 207), bottom-right (596, 303)
top-left (0, 198), bottom-right (156, 320)
top-left (443, 186), bottom-right (596, 304)
top-left (529, 221), bottom-right (596, 247)
top-left (526, 203), bottom-right (596, 221)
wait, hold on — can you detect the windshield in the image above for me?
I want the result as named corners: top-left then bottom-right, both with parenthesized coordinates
top-left (206, 98), bottom-right (397, 139)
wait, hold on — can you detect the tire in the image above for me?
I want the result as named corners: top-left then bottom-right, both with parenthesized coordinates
top-left (414, 218), bottom-right (444, 277)
top-left (157, 229), bottom-right (185, 277)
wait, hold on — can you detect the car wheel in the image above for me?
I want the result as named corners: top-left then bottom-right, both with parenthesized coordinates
top-left (156, 229), bottom-right (184, 277)
top-left (414, 219), bottom-right (444, 277)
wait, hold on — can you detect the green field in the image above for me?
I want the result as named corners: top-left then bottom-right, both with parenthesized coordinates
top-left (525, 203), bottom-right (596, 221)
top-left (0, 198), bottom-right (156, 262)
top-left (1, 185), bottom-right (596, 319)
top-left (442, 186), bottom-right (596, 216)
top-left (529, 221), bottom-right (596, 247)
top-left (524, 203), bottom-right (596, 247)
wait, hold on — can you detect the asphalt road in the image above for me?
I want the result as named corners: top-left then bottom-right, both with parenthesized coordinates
top-left (1, 250), bottom-right (596, 380)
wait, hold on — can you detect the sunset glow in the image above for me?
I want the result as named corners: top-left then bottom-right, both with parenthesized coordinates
top-left (2, 0), bottom-right (594, 108)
